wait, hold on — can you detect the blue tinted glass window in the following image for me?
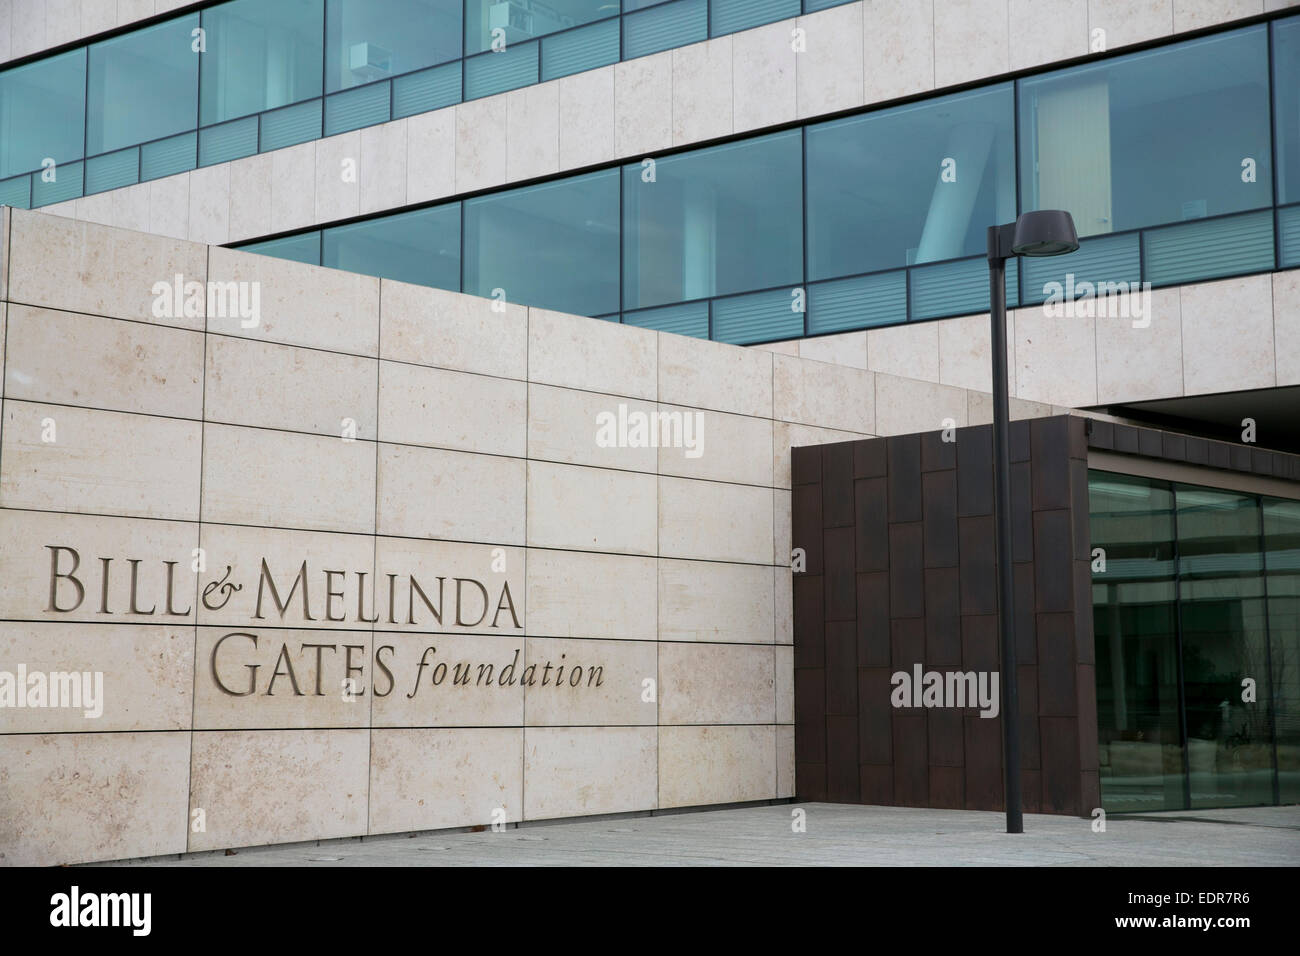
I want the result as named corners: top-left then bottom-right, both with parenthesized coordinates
top-left (710, 0), bottom-right (799, 38)
top-left (325, 0), bottom-right (460, 93)
top-left (712, 288), bottom-right (802, 345)
top-left (464, 169), bottom-right (620, 316)
top-left (622, 129), bottom-right (803, 311)
top-left (87, 15), bottom-right (199, 156)
top-left (0, 49), bottom-right (86, 180)
top-left (1278, 205), bottom-right (1300, 268)
top-left (393, 62), bottom-right (461, 117)
top-left (1263, 497), bottom-right (1300, 805)
top-left (464, 42), bottom-right (538, 99)
top-left (1019, 232), bottom-right (1139, 306)
top-left (259, 99), bottom-right (323, 150)
top-left (85, 148), bottom-right (139, 194)
top-left (141, 132), bottom-right (197, 181)
top-left (806, 84), bottom-right (1014, 281)
top-left (200, 0), bottom-right (323, 126)
top-left (540, 17), bottom-right (619, 81)
top-left (465, 0), bottom-right (619, 55)
top-left (323, 205), bottom-right (461, 289)
top-left (243, 231), bottom-right (323, 265)
top-left (623, 0), bottom-right (705, 59)
top-left (1142, 209), bottom-right (1273, 286)
top-left (1020, 26), bottom-right (1270, 237)
top-left (623, 301), bottom-right (708, 338)
top-left (909, 255), bottom-right (1017, 320)
top-left (32, 161), bottom-right (83, 206)
top-left (807, 272), bottom-right (907, 333)
top-left (200, 116), bottom-right (259, 166)
top-left (0, 175), bottom-right (31, 208)
top-left (1273, 17), bottom-right (1300, 204)
top-left (324, 82), bottom-right (391, 135)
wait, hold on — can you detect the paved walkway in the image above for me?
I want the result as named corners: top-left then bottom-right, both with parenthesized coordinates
top-left (94, 802), bottom-right (1300, 866)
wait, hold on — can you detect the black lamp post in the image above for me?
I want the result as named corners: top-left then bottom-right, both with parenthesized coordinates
top-left (986, 210), bottom-right (1078, 835)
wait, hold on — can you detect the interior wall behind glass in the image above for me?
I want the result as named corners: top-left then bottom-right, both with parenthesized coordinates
top-left (463, 168), bottom-right (620, 316)
top-left (200, 0), bottom-right (324, 126)
top-left (1089, 471), bottom-right (1185, 812)
top-left (622, 129), bottom-right (803, 310)
top-left (87, 15), bottom-right (199, 155)
top-left (0, 50), bottom-right (86, 180)
top-left (1264, 497), bottom-right (1300, 804)
top-left (1019, 26), bottom-right (1271, 237)
top-left (806, 84), bottom-right (1015, 280)
top-left (325, 0), bottom-right (461, 93)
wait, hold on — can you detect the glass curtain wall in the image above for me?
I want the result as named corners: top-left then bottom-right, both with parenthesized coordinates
top-left (1090, 470), bottom-right (1298, 812)
top-left (323, 204), bottom-right (461, 289)
top-left (806, 84), bottom-right (1016, 279)
top-left (622, 130), bottom-right (803, 311)
top-left (87, 15), bottom-right (199, 156)
top-left (0, 50), bottom-right (86, 181)
top-left (9, 8), bottom-right (1294, 338)
top-left (1264, 498), bottom-right (1300, 803)
top-left (1176, 484), bottom-right (1274, 809)
top-left (464, 0), bottom-right (619, 54)
top-left (1089, 473), bottom-right (1183, 812)
top-left (1019, 25), bottom-right (1273, 289)
top-left (1019, 27), bottom-right (1270, 237)
top-left (326, 0), bottom-right (461, 93)
top-left (231, 19), bottom-right (1292, 338)
top-left (200, 0), bottom-right (323, 126)
top-left (464, 168), bottom-right (620, 317)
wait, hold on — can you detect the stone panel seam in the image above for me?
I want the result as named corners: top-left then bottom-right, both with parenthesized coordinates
top-left (654, 328), bottom-right (661, 810)
top-left (0, 503), bottom-right (786, 567)
top-left (185, 240), bottom-right (211, 854)
top-left (1271, 269), bottom-right (1278, 385)
top-left (522, 291), bottom-right (530, 821)
top-left (367, 271), bottom-right (383, 834)
top-left (0, 389), bottom-right (791, 491)
top-left (1178, 284), bottom-right (1187, 396)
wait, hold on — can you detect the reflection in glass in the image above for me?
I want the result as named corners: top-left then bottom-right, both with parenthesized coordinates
top-left (325, 0), bottom-right (461, 93)
top-left (1019, 26), bottom-right (1270, 237)
top-left (622, 130), bottom-right (802, 310)
top-left (323, 205), bottom-right (461, 289)
top-left (465, 0), bottom-right (619, 55)
top-left (87, 15), bottom-right (199, 155)
top-left (1090, 472), bottom-right (1184, 812)
top-left (1264, 498), bottom-right (1300, 803)
top-left (200, 0), bottom-right (323, 126)
top-left (1175, 484), bottom-right (1274, 809)
top-left (0, 50), bottom-right (86, 179)
top-left (806, 85), bottom-right (1015, 280)
top-left (463, 169), bottom-right (619, 316)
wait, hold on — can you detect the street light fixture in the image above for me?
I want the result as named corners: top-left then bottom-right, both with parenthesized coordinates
top-left (986, 210), bottom-right (1078, 835)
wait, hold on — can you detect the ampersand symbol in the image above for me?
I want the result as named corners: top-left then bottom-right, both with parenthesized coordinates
top-left (201, 565), bottom-right (242, 611)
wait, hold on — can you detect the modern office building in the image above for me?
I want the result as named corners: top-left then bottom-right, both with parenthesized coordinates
top-left (0, 0), bottom-right (1297, 865)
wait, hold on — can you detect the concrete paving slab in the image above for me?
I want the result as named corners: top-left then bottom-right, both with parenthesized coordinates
top-left (86, 802), bottom-right (1300, 867)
